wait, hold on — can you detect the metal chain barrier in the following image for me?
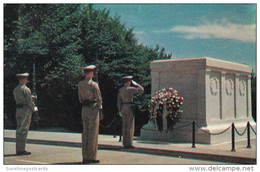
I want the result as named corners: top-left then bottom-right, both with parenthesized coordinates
top-left (172, 122), bottom-right (192, 130)
top-left (234, 124), bottom-right (248, 136)
top-left (99, 117), bottom-right (117, 128)
top-left (195, 123), bottom-right (232, 135)
top-left (103, 114), bottom-right (256, 152)
top-left (192, 121), bottom-right (256, 152)
top-left (138, 121), bottom-right (192, 131)
top-left (249, 123), bottom-right (256, 135)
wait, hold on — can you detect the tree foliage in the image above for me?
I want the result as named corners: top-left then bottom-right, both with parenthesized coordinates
top-left (4, 4), bottom-right (256, 134)
top-left (4, 4), bottom-right (170, 133)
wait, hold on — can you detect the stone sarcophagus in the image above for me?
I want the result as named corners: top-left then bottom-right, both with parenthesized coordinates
top-left (140, 57), bottom-right (256, 144)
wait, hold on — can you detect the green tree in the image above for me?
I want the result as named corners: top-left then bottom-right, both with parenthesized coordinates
top-left (5, 4), bottom-right (84, 130)
top-left (4, 4), bottom-right (171, 133)
top-left (4, 4), bottom-right (20, 128)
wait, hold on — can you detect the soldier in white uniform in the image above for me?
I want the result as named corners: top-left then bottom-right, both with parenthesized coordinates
top-left (78, 65), bottom-right (103, 164)
top-left (13, 73), bottom-right (36, 155)
top-left (117, 76), bottom-right (144, 148)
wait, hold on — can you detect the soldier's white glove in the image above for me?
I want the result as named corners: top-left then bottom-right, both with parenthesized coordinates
top-left (132, 80), bottom-right (144, 91)
top-left (132, 80), bottom-right (139, 86)
top-left (119, 112), bottom-right (123, 117)
top-left (34, 106), bottom-right (38, 112)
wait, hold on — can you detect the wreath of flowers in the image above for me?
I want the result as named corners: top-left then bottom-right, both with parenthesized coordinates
top-left (148, 88), bottom-right (184, 131)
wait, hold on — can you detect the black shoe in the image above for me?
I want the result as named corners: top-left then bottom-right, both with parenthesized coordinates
top-left (91, 160), bottom-right (100, 163)
top-left (17, 151), bottom-right (31, 155)
top-left (124, 146), bottom-right (135, 149)
top-left (83, 159), bottom-right (100, 164)
top-left (82, 160), bottom-right (90, 164)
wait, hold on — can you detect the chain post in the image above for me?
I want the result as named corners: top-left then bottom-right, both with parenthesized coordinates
top-left (231, 123), bottom-right (236, 152)
top-left (247, 121), bottom-right (251, 148)
top-left (191, 121), bottom-right (196, 148)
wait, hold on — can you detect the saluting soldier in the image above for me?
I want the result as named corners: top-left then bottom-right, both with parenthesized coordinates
top-left (13, 73), bottom-right (36, 155)
top-left (78, 65), bottom-right (103, 164)
top-left (117, 76), bottom-right (144, 148)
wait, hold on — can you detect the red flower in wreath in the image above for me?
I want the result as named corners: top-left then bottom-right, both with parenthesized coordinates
top-left (148, 87), bottom-right (184, 131)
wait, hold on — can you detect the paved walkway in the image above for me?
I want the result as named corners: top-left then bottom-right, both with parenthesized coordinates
top-left (3, 129), bottom-right (256, 165)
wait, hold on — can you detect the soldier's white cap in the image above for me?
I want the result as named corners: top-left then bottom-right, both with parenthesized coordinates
top-left (82, 65), bottom-right (96, 71)
top-left (122, 75), bottom-right (133, 80)
top-left (16, 73), bottom-right (29, 77)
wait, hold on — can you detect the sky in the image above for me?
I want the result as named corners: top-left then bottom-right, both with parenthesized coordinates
top-left (94, 4), bottom-right (256, 71)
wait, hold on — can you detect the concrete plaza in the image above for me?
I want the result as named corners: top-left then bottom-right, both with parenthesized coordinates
top-left (3, 129), bottom-right (256, 165)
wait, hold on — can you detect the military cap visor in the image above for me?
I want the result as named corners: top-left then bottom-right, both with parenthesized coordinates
top-left (122, 76), bottom-right (133, 80)
top-left (16, 73), bottom-right (29, 77)
top-left (82, 65), bottom-right (96, 71)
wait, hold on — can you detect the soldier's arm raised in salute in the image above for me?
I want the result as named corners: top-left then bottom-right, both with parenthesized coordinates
top-left (128, 80), bottom-right (144, 94)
